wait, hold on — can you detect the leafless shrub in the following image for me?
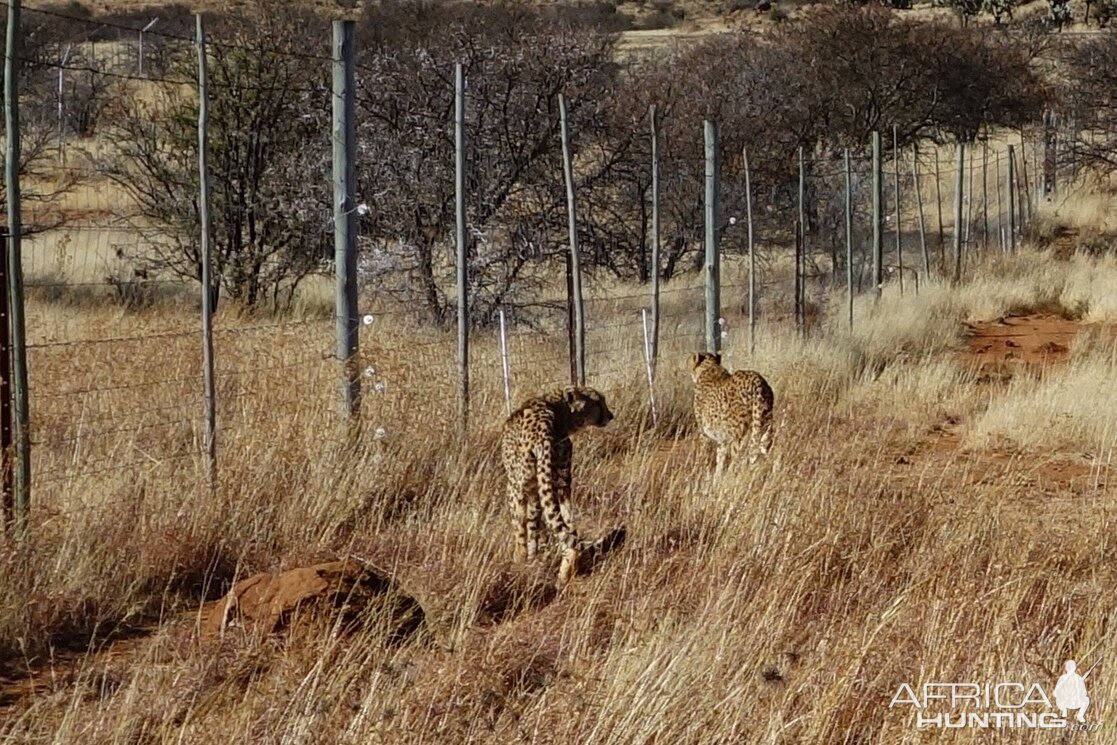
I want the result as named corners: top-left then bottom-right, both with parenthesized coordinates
top-left (1062, 29), bottom-right (1117, 176)
top-left (97, 9), bottom-right (333, 312)
top-left (355, 1), bottom-right (618, 326)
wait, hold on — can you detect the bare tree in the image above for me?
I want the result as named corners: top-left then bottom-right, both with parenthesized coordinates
top-left (590, 7), bottom-right (1047, 285)
top-left (354, 2), bottom-right (618, 326)
top-left (0, 10), bottom-right (89, 233)
top-left (1064, 29), bottom-right (1117, 173)
top-left (98, 11), bottom-right (333, 311)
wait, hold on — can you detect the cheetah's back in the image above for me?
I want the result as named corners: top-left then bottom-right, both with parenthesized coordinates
top-left (694, 368), bottom-right (773, 446)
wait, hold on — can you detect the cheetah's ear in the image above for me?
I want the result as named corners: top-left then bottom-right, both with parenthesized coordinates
top-left (562, 386), bottom-right (581, 407)
top-left (687, 352), bottom-right (700, 371)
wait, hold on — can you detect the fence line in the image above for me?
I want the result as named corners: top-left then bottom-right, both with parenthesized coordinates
top-left (0, 1), bottom-right (1071, 533)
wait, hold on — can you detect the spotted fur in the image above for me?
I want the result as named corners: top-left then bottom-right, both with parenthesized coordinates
top-left (500, 385), bottom-right (614, 584)
top-left (689, 352), bottom-right (774, 477)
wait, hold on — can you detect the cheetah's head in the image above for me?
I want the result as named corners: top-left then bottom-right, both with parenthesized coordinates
top-left (687, 351), bottom-right (723, 381)
top-left (563, 386), bottom-right (614, 429)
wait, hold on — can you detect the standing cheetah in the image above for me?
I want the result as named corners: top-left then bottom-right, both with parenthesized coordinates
top-left (689, 352), bottom-right (774, 477)
top-left (501, 385), bottom-right (614, 584)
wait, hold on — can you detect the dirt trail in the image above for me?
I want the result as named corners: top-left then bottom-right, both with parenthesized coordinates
top-left (961, 313), bottom-right (1082, 384)
top-left (642, 314), bottom-right (1110, 497)
top-left (0, 624), bottom-right (161, 708)
top-left (887, 312), bottom-right (1109, 496)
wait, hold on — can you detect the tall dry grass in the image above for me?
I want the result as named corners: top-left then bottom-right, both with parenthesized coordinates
top-left (1, 246), bottom-right (1116, 743)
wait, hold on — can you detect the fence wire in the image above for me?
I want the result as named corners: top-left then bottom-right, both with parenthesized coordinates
top-left (4, 3), bottom-right (1061, 524)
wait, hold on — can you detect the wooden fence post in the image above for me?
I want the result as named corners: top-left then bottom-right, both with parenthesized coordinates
top-left (1044, 110), bottom-right (1057, 198)
top-left (1018, 131), bottom-right (1031, 225)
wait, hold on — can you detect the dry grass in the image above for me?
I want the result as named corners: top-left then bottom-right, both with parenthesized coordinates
top-left (1, 234), bottom-right (1116, 742)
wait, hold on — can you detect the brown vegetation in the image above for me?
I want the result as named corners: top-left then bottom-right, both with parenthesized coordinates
top-left (5, 1), bottom-right (1117, 741)
top-left (1, 244), bottom-right (1116, 741)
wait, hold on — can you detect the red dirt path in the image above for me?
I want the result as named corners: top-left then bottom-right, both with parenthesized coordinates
top-left (961, 313), bottom-right (1081, 380)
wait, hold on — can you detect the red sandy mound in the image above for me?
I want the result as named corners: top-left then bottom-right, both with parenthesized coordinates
top-left (1, 560), bottom-right (426, 709)
top-left (199, 559), bottom-right (425, 643)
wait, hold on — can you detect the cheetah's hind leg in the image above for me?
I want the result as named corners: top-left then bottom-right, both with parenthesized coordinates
top-left (759, 419), bottom-right (773, 456)
top-left (749, 409), bottom-right (774, 464)
top-left (714, 443), bottom-right (729, 480)
top-left (746, 430), bottom-right (760, 465)
top-left (508, 461), bottom-right (538, 562)
top-left (558, 526), bottom-right (628, 586)
top-left (558, 546), bottom-right (579, 586)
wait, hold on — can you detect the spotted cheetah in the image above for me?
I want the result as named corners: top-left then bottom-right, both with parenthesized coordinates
top-left (501, 385), bottom-right (614, 584)
top-left (689, 352), bottom-right (774, 477)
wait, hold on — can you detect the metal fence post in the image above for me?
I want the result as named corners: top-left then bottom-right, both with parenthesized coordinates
top-left (744, 146), bottom-right (756, 355)
top-left (0, 227), bottom-right (11, 532)
top-left (797, 146), bottom-right (805, 333)
top-left (649, 104), bottom-right (660, 379)
top-left (704, 120), bottom-right (720, 354)
top-left (844, 148), bottom-right (853, 329)
top-left (455, 62), bottom-right (469, 431)
top-left (332, 20), bottom-right (360, 421)
top-left (1007, 144), bottom-right (1017, 254)
top-left (893, 125), bottom-right (903, 295)
top-left (872, 131), bottom-right (883, 301)
top-left (558, 94), bottom-right (585, 386)
top-left (953, 142), bottom-right (965, 284)
top-left (196, 14), bottom-right (216, 486)
top-left (4, 0), bottom-right (30, 535)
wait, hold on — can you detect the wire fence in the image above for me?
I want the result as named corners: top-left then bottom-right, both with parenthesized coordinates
top-left (1, 2), bottom-right (1085, 531)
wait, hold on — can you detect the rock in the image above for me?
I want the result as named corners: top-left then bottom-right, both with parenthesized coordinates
top-left (199, 559), bottom-right (424, 645)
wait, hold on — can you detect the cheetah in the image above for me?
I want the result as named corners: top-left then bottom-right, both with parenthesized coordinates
top-left (689, 351), bottom-right (774, 478)
top-left (501, 385), bottom-right (614, 584)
